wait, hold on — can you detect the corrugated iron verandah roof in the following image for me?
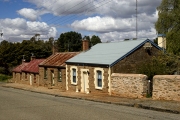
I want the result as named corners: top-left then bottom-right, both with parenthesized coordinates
top-left (66, 39), bottom-right (162, 67)
top-left (39, 52), bottom-right (80, 67)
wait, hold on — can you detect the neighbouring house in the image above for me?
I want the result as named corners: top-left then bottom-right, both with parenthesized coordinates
top-left (12, 56), bottom-right (45, 86)
top-left (21, 57), bottom-right (45, 86)
top-left (65, 39), bottom-right (162, 95)
top-left (157, 34), bottom-right (166, 49)
top-left (39, 52), bottom-right (79, 90)
top-left (12, 61), bottom-right (29, 83)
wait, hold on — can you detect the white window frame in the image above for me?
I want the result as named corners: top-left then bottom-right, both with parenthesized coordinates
top-left (44, 67), bottom-right (47, 79)
top-left (94, 68), bottom-right (104, 90)
top-left (97, 71), bottom-right (102, 87)
top-left (58, 69), bottom-right (62, 82)
top-left (71, 66), bottom-right (78, 85)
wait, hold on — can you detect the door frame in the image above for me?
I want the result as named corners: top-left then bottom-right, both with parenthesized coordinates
top-left (30, 74), bottom-right (32, 85)
top-left (51, 70), bottom-right (55, 86)
top-left (81, 69), bottom-right (89, 93)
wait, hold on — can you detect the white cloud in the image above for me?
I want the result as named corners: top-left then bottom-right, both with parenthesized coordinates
top-left (17, 8), bottom-right (47, 21)
top-left (1, 0), bottom-right (162, 42)
top-left (71, 16), bottom-right (133, 32)
top-left (99, 27), bottom-right (157, 42)
top-left (0, 18), bottom-right (57, 42)
top-left (71, 12), bottom-right (157, 36)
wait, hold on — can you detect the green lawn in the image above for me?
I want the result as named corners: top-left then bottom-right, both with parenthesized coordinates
top-left (0, 74), bottom-right (12, 82)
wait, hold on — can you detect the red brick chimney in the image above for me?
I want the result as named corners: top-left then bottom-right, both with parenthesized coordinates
top-left (82, 38), bottom-right (89, 51)
top-left (31, 53), bottom-right (36, 61)
top-left (22, 55), bottom-right (26, 63)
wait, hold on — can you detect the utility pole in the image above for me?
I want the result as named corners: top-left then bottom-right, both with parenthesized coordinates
top-left (136, 0), bottom-right (138, 39)
top-left (0, 29), bottom-right (3, 42)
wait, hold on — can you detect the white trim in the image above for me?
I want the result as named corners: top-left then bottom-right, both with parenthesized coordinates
top-left (30, 74), bottom-right (32, 85)
top-left (108, 67), bottom-right (111, 95)
top-left (81, 69), bottom-right (89, 93)
top-left (94, 68), bottom-right (104, 90)
top-left (66, 65), bottom-right (68, 90)
top-left (70, 66), bottom-right (78, 85)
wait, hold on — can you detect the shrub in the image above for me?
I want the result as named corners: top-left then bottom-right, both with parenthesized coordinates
top-left (0, 74), bottom-right (12, 81)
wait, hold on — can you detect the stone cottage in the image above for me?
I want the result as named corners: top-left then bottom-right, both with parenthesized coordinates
top-left (65, 39), bottom-right (162, 95)
top-left (12, 56), bottom-right (45, 86)
top-left (39, 52), bottom-right (79, 90)
top-left (12, 62), bottom-right (29, 83)
top-left (21, 58), bottom-right (45, 86)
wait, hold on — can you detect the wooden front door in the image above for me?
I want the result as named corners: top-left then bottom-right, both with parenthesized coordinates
top-left (81, 70), bottom-right (89, 93)
top-left (51, 71), bottom-right (55, 86)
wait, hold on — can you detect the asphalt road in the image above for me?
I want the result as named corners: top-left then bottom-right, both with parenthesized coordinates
top-left (0, 86), bottom-right (179, 120)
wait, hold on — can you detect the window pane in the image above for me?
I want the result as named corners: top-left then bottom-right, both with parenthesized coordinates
top-left (58, 70), bottom-right (62, 82)
top-left (44, 68), bottom-right (47, 78)
top-left (73, 69), bottom-right (76, 76)
top-left (97, 71), bottom-right (102, 87)
top-left (98, 79), bottom-right (102, 87)
top-left (72, 69), bottom-right (76, 83)
top-left (73, 76), bottom-right (76, 83)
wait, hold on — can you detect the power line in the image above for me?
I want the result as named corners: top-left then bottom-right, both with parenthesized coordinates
top-left (0, 0), bottom-right (112, 42)
top-left (20, 0), bottom-right (111, 39)
top-left (53, 0), bottom-right (111, 26)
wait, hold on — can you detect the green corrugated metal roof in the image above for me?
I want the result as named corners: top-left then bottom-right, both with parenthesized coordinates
top-left (66, 39), bottom-right (162, 66)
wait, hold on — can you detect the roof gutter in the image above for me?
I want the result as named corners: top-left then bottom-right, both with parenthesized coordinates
top-left (39, 65), bottom-right (66, 69)
top-left (65, 62), bottom-right (109, 68)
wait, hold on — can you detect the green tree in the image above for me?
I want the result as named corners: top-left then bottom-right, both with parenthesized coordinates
top-left (153, 38), bottom-right (158, 45)
top-left (138, 53), bottom-right (179, 79)
top-left (0, 37), bottom-right (53, 74)
top-left (57, 31), bottom-right (82, 52)
top-left (155, 0), bottom-right (180, 54)
top-left (90, 35), bottom-right (101, 46)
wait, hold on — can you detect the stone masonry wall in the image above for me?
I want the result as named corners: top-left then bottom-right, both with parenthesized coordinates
top-left (39, 66), bottom-right (66, 90)
top-left (12, 72), bottom-right (21, 83)
top-left (153, 75), bottom-right (180, 101)
top-left (112, 46), bottom-right (160, 73)
top-left (111, 73), bottom-right (148, 98)
top-left (66, 65), bottom-right (109, 94)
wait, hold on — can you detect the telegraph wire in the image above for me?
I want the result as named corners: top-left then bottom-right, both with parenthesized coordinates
top-left (53, 0), bottom-right (111, 26)
top-left (47, 0), bottom-right (102, 25)
top-left (21, 0), bottom-right (111, 40)
top-left (45, 0), bottom-right (87, 24)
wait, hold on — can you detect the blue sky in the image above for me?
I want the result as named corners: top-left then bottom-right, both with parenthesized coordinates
top-left (0, 0), bottom-right (162, 42)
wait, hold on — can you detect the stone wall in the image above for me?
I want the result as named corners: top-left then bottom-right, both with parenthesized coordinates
top-left (18, 72), bottom-right (39, 86)
top-left (153, 75), bottom-right (180, 101)
top-left (12, 72), bottom-right (21, 83)
top-left (39, 66), bottom-right (66, 90)
top-left (111, 73), bottom-right (148, 98)
top-left (112, 46), bottom-right (160, 73)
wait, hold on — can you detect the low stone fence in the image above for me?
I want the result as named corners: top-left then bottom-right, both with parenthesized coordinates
top-left (153, 75), bottom-right (180, 101)
top-left (111, 73), bottom-right (148, 98)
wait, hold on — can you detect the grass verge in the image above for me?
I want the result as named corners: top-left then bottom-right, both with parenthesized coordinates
top-left (0, 74), bottom-right (12, 82)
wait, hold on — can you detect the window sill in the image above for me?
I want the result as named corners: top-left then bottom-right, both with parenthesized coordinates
top-left (71, 82), bottom-right (77, 85)
top-left (95, 87), bottom-right (103, 90)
